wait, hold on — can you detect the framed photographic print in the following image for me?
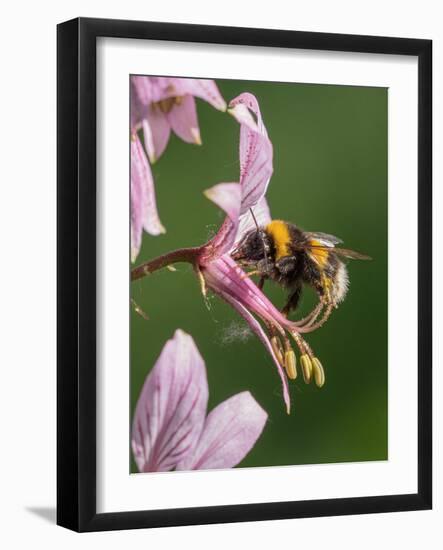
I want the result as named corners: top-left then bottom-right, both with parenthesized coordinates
top-left (57, 17), bottom-right (432, 532)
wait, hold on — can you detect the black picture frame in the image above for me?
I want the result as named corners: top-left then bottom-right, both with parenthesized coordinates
top-left (57, 17), bottom-right (432, 532)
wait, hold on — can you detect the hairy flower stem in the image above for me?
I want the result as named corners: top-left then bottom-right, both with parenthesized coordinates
top-left (131, 247), bottom-right (202, 282)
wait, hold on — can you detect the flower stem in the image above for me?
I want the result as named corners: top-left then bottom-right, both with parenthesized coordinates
top-left (131, 247), bottom-right (201, 282)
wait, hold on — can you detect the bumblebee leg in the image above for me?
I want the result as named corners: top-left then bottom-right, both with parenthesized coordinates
top-left (298, 302), bottom-right (334, 333)
top-left (281, 284), bottom-right (302, 317)
top-left (257, 276), bottom-right (266, 290)
top-left (291, 290), bottom-right (325, 327)
top-left (293, 297), bottom-right (323, 325)
top-left (295, 273), bottom-right (336, 329)
top-left (296, 291), bottom-right (327, 328)
top-left (299, 273), bottom-right (335, 330)
top-left (240, 269), bottom-right (262, 280)
top-left (289, 268), bottom-right (326, 326)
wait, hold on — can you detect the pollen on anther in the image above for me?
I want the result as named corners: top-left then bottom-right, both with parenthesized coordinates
top-left (284, 350), bottom-right (297, 380)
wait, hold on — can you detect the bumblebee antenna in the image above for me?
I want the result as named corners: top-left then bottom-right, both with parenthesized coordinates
top-left (249, 207), bottom-right (268, 267)
top-left (249, 207), bottom-right (260, 231)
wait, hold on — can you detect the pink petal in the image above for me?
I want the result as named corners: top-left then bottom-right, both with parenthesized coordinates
top-left (131, 76), bottom-right (224, 161)
top-left (199, 183), bottom-right (242, 264)
top-left (204, 182), bottom-right (241, 227)
top-left (131, 76), bottom-right (176, 105)
top-left (235, 197), bottom-right (272, 244)
top-left (205, 256), bottom-right (291, 330)
top-left (199, 94), bottom-right (273, 264)
top-left (218, 291), bottom-right (291, 414)
top-left (131, 330), bottom-right (209, 472)
top-left (131, 134), bottom-right (165, 262)
top-left (228, 101), bottom-right (261, 132)
top-left (130, 141), bottom-right (145, 262)
top-left (131, 76), bottom-right (154, 105)
top-left (167, 95), bottom-right (201, 145)
top-left (172, 78), bottom-right (226, 111)
top-left (201, 256), bottom-right (292, 413)
top-left (229, 93), bottom-right (273, 214)
top-left (176, 392), bottom-right (267, 470)
top-left (130, 84), bottom-right (145, 132)
top-left (143, 108), bottom-right (171, 163)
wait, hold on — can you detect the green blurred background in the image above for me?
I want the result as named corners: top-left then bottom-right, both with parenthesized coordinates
top-left (130, 79), bottom-right (388, 472)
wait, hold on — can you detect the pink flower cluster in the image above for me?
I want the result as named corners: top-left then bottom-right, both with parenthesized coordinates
top-left (130, 76), bottom-right (226, 261)
top-left (131, 78), bottom-right (315, 469)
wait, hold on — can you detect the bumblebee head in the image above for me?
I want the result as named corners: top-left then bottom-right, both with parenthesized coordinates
top-left (231, 229), bottom-right (272, 265)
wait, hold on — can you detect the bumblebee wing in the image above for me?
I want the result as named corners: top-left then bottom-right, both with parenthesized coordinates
top-left (307, 244), bottom-right (372, 261)
top-left (333, 247), bottom-right (372, 260)
top-left (306, 231), bottom-right (343, 247)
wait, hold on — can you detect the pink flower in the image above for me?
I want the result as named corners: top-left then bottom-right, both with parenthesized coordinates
top-left (131, 93), bottom-right (324, 413)
top-left (197, 93), bottom-right (321, 415)
top-left (132, 329), bottom-right (267, 472)
top-left (131, 76), bottom-right (226, 163)
top-left (130, 76), bottom-right (226, 262)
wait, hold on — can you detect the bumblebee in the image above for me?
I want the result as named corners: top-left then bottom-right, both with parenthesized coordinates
top-left (232, 219), bottom-right (371, 330)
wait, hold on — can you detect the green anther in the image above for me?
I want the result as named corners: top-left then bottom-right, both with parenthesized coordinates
top-left (284, 350), bottom-right (297, 380)
top-left (300, 354), bottom-right (312, 384)
top-left (312, 357), bottom-right (325, 388)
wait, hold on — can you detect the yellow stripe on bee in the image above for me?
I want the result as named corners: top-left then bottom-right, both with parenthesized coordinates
top-left (265, 220), bottom-right (292, 260)
top-left (309, 239), bottom-right (329, 268)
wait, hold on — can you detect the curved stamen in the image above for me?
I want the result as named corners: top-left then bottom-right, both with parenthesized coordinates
top-left (292, 300), bottom-right (324, 327)
top-left (297, 303), bottom-right (334, 333)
